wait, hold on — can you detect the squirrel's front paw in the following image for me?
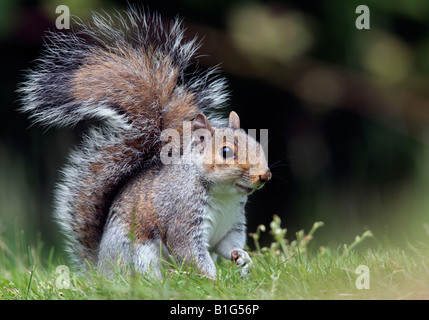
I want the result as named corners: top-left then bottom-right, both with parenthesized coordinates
top-left (231, 249), bottom-right (252, 279)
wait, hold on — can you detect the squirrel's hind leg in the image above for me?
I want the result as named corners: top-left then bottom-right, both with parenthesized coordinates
top-left (97, 217), bottom-right (163, 279)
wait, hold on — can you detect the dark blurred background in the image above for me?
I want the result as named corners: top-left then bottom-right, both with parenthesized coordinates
top-left (1, 0), bottom-right (429, 256)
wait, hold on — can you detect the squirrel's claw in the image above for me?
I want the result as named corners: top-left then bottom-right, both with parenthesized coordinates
top-left (231, 249), bottom-right (252, 279)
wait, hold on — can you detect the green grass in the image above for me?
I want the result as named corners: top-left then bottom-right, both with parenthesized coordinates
top-left (1, 216), bottom-right (429, 300)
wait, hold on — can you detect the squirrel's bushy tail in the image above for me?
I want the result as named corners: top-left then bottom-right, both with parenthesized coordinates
top-left (19, 7), bottom-right (228, 268)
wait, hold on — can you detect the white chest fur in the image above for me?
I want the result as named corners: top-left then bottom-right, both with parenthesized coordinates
top-left (202, 185), bottom-right (247, 249)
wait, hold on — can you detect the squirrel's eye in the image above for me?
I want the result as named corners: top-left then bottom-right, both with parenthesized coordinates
top-left (220, 146), bottom-right (234, 159)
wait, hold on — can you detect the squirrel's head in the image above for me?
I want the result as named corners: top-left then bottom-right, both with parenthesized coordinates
top-left (192, 111), bottom-right (271, 195)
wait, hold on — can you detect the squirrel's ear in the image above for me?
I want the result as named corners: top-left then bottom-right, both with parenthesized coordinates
top-left (192, 113), bottom-right (214, 135)
top-left (228, 111), bottom-right (240, 129)
top-left (192, 114), bottom-right (213, 153)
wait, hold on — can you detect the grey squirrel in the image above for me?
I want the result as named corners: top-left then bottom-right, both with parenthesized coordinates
top-left (19, 8), bottom-right (271, 279)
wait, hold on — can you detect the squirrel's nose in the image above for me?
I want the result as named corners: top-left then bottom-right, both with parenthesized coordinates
top-left (259, 169), bottom-right (272, 183)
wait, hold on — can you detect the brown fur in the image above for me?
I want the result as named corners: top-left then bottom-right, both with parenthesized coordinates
top-left (72, 49), bottom-right (199, 129)
top-left (69, 48), bottom-right (202, 261)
